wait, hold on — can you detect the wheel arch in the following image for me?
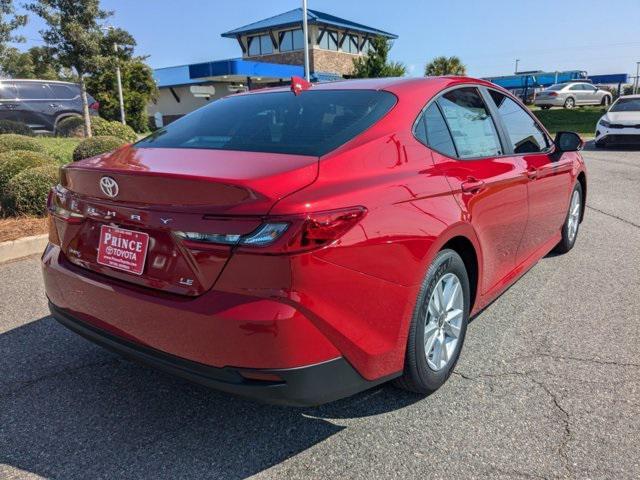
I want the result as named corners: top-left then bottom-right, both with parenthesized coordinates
top-left (577, 171), bottom-right (587, 222)
top-left (441, 236), bottom-right (479, 312)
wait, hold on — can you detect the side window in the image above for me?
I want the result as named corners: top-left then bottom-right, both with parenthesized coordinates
top-left (17, 82), bottom-right (53, 100)
top-left (48, 84), bottom-right (77, 99)
top-left (0, 82), bottom-right (18, 99)
top-left (488, 90), bottom-right (548, 154)
top-left (569, 84), bottom-right (582, 91)
top-left (414, 103), bottom-right (457, 157)
top-left (437, 87), bottom-right (503, 159)
top-left (584, 84), bottom-right (597, 92)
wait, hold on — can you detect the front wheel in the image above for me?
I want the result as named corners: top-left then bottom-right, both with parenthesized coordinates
top-left (554, 182), bottom-right (583, 254)
top-left (564, 97), bottom-right (576, 109)
top-left (394, 249), bottom-right (470, 394)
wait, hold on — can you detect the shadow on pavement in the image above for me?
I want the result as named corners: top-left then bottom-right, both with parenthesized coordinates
top-left (0, 316), bottom-right (421, 479)
top-left (582, 140), bottom-right (640, 152)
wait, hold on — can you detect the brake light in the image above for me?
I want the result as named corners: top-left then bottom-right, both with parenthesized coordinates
top-left (175, 207), bottom-right (367, 253)
top-left (89, 101), bottom-right (100, 110)
top-left (548, 92), bottom-right (558, 97)
top-left (47, 185), bottom-right (85, 223)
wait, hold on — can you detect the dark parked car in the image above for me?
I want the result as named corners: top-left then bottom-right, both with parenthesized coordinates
top-left (0, 79), bottom-right (98, 134)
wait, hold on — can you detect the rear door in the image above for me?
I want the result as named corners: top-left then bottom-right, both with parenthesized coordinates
top-left (48, 83), bottom-right (82, 122)
top-left (15, 82), bottom-right (57, 131)
top-left (423, 86), bottom-right (529, 295)
top-left (485, 88), bottom-right (573, 263)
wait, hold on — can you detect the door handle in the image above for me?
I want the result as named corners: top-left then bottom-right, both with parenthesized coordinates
top-left (461, 177), bottom-right (485, 193)
top-left (526, 167), bottom-right (539, 179)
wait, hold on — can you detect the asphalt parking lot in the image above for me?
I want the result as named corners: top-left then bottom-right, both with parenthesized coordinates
top-left (1, 144), bottom-right (639, 480)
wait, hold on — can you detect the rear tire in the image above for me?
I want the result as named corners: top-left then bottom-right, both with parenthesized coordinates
top-left (564, 97), bottom-right (576, 109)
top-left (394, 249), bottom-right (470, 394)
top-left (554, 182), bottom-right (583, 254)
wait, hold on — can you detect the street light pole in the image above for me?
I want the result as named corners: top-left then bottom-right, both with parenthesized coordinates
top-left (634, 62), bottom-right (640, 95)
top-left (114, 42), bottom-right (126, 125)
top-left (302, 0), bottom-right (310, 82)
top-left (515, 59), bottom-right (520, 74)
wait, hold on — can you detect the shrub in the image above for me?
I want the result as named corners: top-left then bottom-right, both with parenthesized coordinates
top-left (3, 165), bottom-right (59, 216)
top-left (55, 116), bottom-right (85, 137)
top-left (73, 135), bottom-right (126, 161)
top-left (0, 134), bottom-right (45, 153)
top-left (0, 120), bottom-right (33, 136)
top-left (91, 117), bottom-right (137, 143)
top-left (0, 150), bottom-right (53, 195)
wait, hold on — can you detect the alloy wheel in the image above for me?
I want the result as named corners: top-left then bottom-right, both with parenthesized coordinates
top-left (567, 189), bottom-right (581, 242)
top-left (424, 273), bottom-right (464, 371)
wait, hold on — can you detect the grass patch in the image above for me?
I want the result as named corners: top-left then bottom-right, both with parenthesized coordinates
top-left (531, 106), bottom-right (605, 137)
top-left (33, 137), bottom-right (82, 165)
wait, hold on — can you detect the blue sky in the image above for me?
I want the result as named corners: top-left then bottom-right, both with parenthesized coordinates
top-left (14, 0), bottom-right (640, 78)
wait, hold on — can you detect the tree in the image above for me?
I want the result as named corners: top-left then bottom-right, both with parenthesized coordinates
top-left (0, 45), bottom-right (72, 79)
top-left (0, 0), bottom-right (27, 59)
top-left (351, 36), bottom-right (406, 78)
top-left (424, 56), bottom-right (467, 77)
top-left (85, 27), bottom-right (157, 132)
top-left (27, 0), bottom-right (111, 137)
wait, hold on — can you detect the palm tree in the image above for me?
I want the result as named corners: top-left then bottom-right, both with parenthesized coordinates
top-left (424, 56), bottom-right (467, 77)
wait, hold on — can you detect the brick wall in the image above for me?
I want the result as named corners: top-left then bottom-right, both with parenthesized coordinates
top-left (246, 49), bottom-right (358, 77)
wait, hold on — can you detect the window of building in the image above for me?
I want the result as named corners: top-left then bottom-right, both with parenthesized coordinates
top-left (488, 90), bottom-right (548, 154)
top-left (343, 34), bottom-right (359, 54)
top-left (318, 30), bottom-right (338, 51)
top-left (362, 39), bottom-right (373, 54)
top-left (248, 34), bottom-right (273, 56)
top-left (437, 87), bottom-right (503, 159)
top-left (279, 29), bottom-right (304, 52)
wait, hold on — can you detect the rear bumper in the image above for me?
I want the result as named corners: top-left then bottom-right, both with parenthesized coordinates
top-left (50, 302), bottom-right (390, 406)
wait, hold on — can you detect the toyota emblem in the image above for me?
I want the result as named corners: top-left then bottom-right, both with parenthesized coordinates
top-left (99, 176), bottom-right (119, 198)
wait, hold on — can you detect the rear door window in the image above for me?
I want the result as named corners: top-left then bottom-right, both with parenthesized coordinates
top-left (137, 90), bottom-right (397, 156)
top-left (436, 87), bottom-right (503, 159)
top-left (488, 90), bottom-right (549, 154)
top-left (414, 103), bottom-right (457, 157)
top-left (17, 82), bottom-right (54, 100)
top-left (49, 84), bottom-right (78, 99)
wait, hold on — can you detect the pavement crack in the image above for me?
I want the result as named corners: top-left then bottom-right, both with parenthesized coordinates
top-left (518, 352), bottom-right (640, 369)
top-left (586, 205), bottom-right (640, 229)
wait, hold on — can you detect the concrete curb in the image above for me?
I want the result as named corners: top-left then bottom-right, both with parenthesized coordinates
top-left (0, 234), bottom-right (48, 264)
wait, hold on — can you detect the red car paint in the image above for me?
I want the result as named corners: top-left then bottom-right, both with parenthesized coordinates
top-left (42, 77), bottom-right (585, 396)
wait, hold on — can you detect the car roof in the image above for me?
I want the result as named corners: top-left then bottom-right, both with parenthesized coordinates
top-left (241, 76), bottom-right (501, 97)
top-left (0, 78), bottom-right (78, 86)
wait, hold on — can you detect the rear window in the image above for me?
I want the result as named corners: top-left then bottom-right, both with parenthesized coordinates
top-left (136, 90), bottom-right (397, 156)
top-left (49, 84), bottom-right (78, 99)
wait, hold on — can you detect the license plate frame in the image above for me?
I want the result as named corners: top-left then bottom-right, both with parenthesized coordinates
top-left (96, 225), bottom-right (149, 276)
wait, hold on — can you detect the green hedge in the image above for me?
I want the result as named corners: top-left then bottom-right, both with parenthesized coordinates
top-left (0, 120), bottom-right (33, 136)
top-left (0, 150), bottom-right (53, 195)
top-left (0, 134), bottom-right (45, 153)
top-left (91, 117), bottom-right (137, 143)
top-left (73, 135), bottom-right (126, 161)
top-left (55, 116), bottom-right (85, 137)
top-left (3, 165), bottom-right (60, 216)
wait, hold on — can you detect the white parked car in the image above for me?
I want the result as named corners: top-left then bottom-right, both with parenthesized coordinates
top-left (595, 95), bottom-right (640, 148)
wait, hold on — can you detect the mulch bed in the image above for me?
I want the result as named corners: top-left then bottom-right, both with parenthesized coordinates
top-left (0, 216), bottom-right (48, 243)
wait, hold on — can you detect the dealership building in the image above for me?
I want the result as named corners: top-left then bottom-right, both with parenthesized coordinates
top-left (148, 8), bottom-right (397, 125)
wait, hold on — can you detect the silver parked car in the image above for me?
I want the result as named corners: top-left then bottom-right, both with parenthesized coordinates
top-left (534, 82), bottom-right (612, 110)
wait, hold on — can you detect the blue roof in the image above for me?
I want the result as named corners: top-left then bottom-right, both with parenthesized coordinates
top-left (221, 8), bottom-right (397, 39)
top-left (153, 58), bottom-right (305, 88)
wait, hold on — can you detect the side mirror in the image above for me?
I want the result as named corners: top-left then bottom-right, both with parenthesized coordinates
top-left (554, 131), bottom-right (583, 152)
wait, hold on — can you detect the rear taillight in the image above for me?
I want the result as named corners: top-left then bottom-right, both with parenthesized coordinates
top-left (175, 206), bottom-right (367, 253)
top-left (47, 185), bottom-right (85, 223)
top-left (548, 92), bottom-right (558, 97)
top-left (89, 101), bottom-right (100, 111)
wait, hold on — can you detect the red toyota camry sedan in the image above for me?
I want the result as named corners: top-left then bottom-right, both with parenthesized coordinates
top-left (43, 77), bottom-right (586, 406)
